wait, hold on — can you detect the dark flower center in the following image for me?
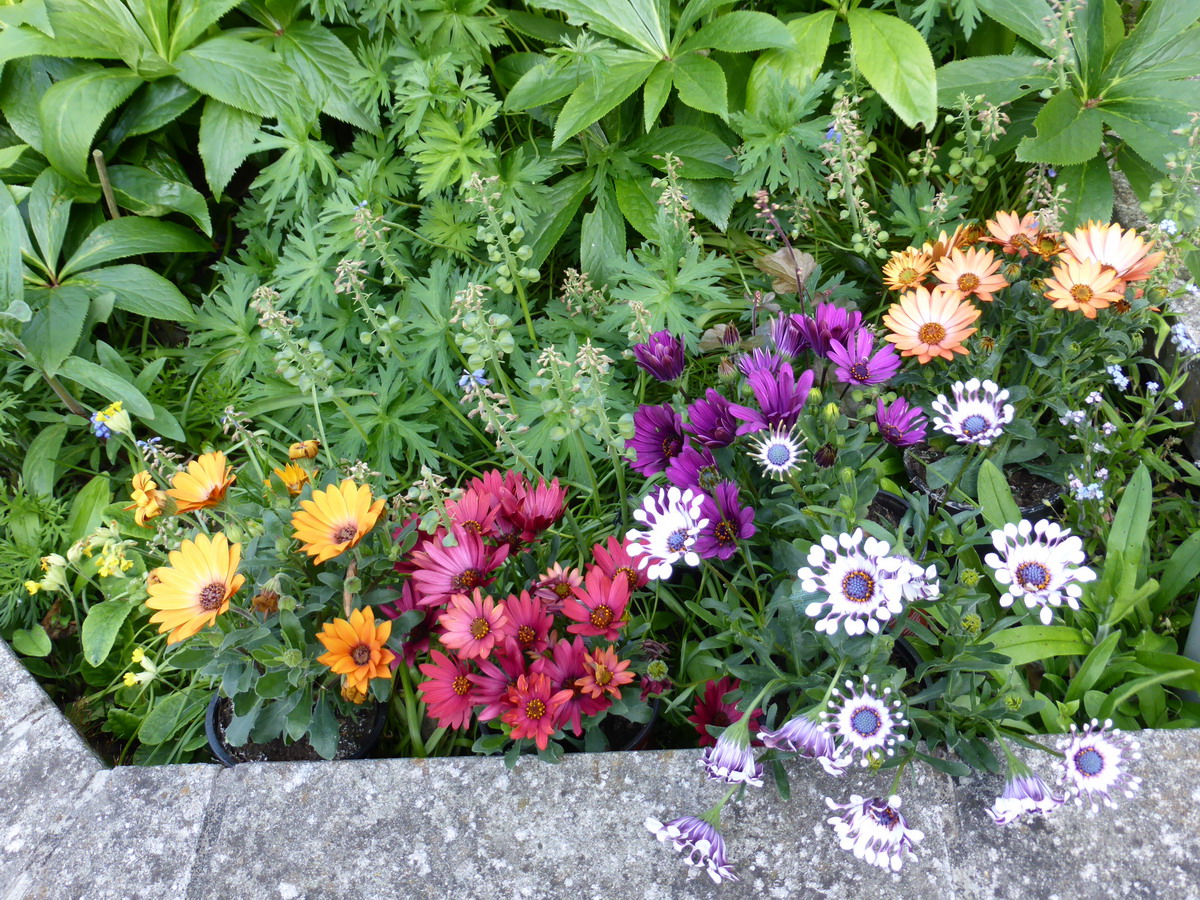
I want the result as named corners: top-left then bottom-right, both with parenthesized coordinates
top-left (517, 625), bottom-right (536, 644)
top-left (850, 706), bottom-right (882, 736)
top-left (554, 582), bottom-right (573, 598)
top-left (849, 361), bottom-right (871, 382)
top-left (1075, 747), bottom-right (1104, 777)
top-left (961, 414), bottom-right (989, 436)
top-left (712, 710), bottom-right (731, 728)
top-left (1015, 561), bottom-right (1051, 591)
top-left (615, 566), bottom-right (638, 589)
top-left (469, 616), bottom-right (490, 640)
top-left (880, 424), bottom-right (904, 445)
top-left (452, 675), bottom-right (471, 696)
top-left (453, 569), bottom-right (481, 591)
top-left (526, 698), bottom-right (546, 720)
top-left (462, 519), bottom-right (483, 534)
top-left (662, 437), bottom-right (682, 459)
top-left (870, 805), bottom-right (900, 827)
top-left (714, 520), bottom-right (736, 546)
top-left (666, 529), bottom-right (689, 552)
top-left (958, 273), bottom-right (981, 292)
top-left (590, 605), bottom-right (614, 628)
top-left (918, 322), bottom-right (947, 344)
top-left (334, 523), bottom-right (359, 544)
top-left (199, 582), bottom-right (227, 611)
top-left (352, 644), bottom-right (371, 665)
top-left (842, 570), bottom-right (875, 602)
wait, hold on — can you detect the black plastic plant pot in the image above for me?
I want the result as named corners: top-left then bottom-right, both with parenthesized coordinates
top-left (206, 694), bottom-right (388, 766)
top-left (902, 448), bottom-right (1064, 522)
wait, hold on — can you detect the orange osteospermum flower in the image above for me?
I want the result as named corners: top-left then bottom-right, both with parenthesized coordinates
top-left (933, 246), bottom-right (1009, 303)
top-left (920, 224), bottom-right (970, 264)
top-left (984, 211), bottom-right (1040, 257)
top-left (882, 285), bottom-right (981, 364)
top-left (882, 250), bottom-right (933, 292)
top-left (316, 606), bottom-right (395, 694)
top-left (291, 478), bottom-right (385, 564)
top-left (145, 533), bottom-right (244, 644)
top-left (1061, 221), bottom-right (1165, 283)
top-left (575, 645), bottom-right (636, 700)
top-left (125, 470), bottom-right (168, 526)
top-left (272, 462), bottom-right (312, 496)
top-left (168, 451), bottom-right (236, 512)
top-left (1043, 257), bottom-right (1125, 319)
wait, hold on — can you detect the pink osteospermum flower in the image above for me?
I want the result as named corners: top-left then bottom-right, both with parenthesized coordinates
top-left (562, 565), bottom-right (631, 641)
top-left (502, 477), bottom-right (567, 542)
top-left (687, 677), bottom-right (762, 748)
top-left (497, 590), bottom-right (553, 658)
top-left (408, 525), bottom-right (510, 609)
top-left (531, 636), bottom-right (605, 736)
top-left (502, 672), bottom-right (573, 751)
top-left (416, 650), bottom-right (476, 731)
top-left (468, 650), bottom-right (528, 722)
top-left (437, 588), bottom-right (509, 660)
top-left (531, 562), bottom-right (583, 612)
top-left (575, 645), bottom-right (636, 700)
top-left (444, 488), bottom-right (499, 539)
top-left (592, 535), bottom-right (648, 591)
top-left (378, 580), bottom-right (437, 667)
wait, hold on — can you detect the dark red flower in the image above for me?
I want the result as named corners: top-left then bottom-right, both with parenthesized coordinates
top-left (687, 677), bottom-right (762, 747)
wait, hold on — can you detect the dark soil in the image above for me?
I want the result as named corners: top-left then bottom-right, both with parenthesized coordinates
top-left (212, 697), bottom-right (382, 763)
top-left (904, 447), bottom-right (1061, 511)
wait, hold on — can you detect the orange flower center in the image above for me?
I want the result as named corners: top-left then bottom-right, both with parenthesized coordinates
top-left (957, 273), bottom-right (980, 292)
top-left (517, 625), bottom-right (536, 644)
top-left (454, 569), bottom-right (481, 591)
top-left (525, 698), bottom-right (546, 720)
top-left (452, 675), bottom-right (470, 696)
top-left (469, 616), bottom-right (490, 639)
top-left (334, 523), bottom-right (359, 544)
top-left (615, 566), bottom-right (638, 588)
top-left (352, 644), bottom-right (371, 665)
top-left (1070, 284), bottom-right (1094, 303)
top-left (594, 664), bottom-right (613, 686)
top-left (917, 322), bottom-right (947, 345)
top-left (462, 519), bottom-right (483, 534)
top-left (198, 582), bottom-right (227, 611)
top-left (590, 605), bottom-right (614, 628)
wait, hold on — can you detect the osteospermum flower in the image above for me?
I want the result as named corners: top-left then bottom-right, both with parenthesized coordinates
top-left (695, 482), bottom-right (755, 561)
top-left (315, 606), bottom-right (396, 694)
top-left (532, 562), bottom-right (583, 611)
top-left (498, 590), bottom-right (553, 657)
top-left (444, 487), bottom-right (499, 538)
top-left (291, 479), bottom-right (386, 564)
top-left (530, 635), bottom-right (603, 735)
top-left (882, 249), bottom-right (933, 292)
top-left (1043, 257), bottom-right (1124, 319)
top-left (562, 565), bottom-right (630, 640)
top-left (625, 487), bottom-right (708, 581)
top-left (1062, 220), bottom-right (1165, 283)
top-left (758, 711), bottom-right (850, 777)
top-left (125, 471), bottom-right (168, 526)
top-left (931, 378), bottom-right (1014, 446)
top-left (986, 761), bottom-right (1063, 825)
top-left (408, 525), bottom-right (510, 608)
top-left (700, 722), bottom-right (763, 787)
top-left (502, 671), bottom-right (573, 751)
top-left (685, 389), bottom-right (750, 448)
top-left (737, 347), bottom-right (784, 377)
top-left (920, 224), bottom-right (970, 263)
top-left (798, 529), bottom-right (916, 636)
top-left (145, 533), bottom-right (244, 644)
top-left (416, 649), bottom-right (476, 730)
top-left (875, 397), bottom-right (927, 447)
top-left (769, 312), bottom-right (807, 357)
top-left (882, 285), bottom-right (980, 363)
top-left (732, 364), bottom-right (814, 432)
top-left (644, 815), bottom-right (738, 884)
top-left (688, 677), bottom-right (761, 748)
top-left (633, 329), bottom-right (685, 381)
top-left (167, 451), bottom-right (236, 512)
top-left (469, 651), bottom-right (528, 722)
top-left (627, 403), bottom-right (686, 477)
top-left (502, 477), bottom-right (566, 542)
top-left (665, 445), bottom-right (722, 495)
top-left (289, 440), bottom-right (320, 459)
top-left (984, 519), bottom-right (1097, 625)
top-left (828, 328), bottom-right (902, 386)
top-left (575, 645), bottom-right (635, 700)
top-left (747, 425), bottom-right (804, 479)
top-left (271, 462), bottom-right (311, 496)
top-left (1059, 718), bottom-right (1142, 809)
top-left (822, 676), bottom-right (908, 766)
top-left (438, 588), bottom-right (508, 660)
top-left (934, 246), bottom-right (1008, 303)
top-left (985, 211), bottom-right (1040, 257)
top-left (825, 794), bottom-right (924, 872)
top-left (591, 536), bottom-right (648, 592)
top-left (796, 302), bottom-right (863, 357)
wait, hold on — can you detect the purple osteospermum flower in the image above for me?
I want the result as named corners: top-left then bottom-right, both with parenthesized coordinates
top-left (685, 389), bottom-right (752, 448)
top-left (632, 330), bottom-right (685, 381)
top-left (797, 302), bottom-right (863, 357)
top-left (825, 794), bottom-right (923, 872)
top-left (627, 404), bottom-right (686, 476)
top-left (737, 347), bottom-right (783, 377)
top-left (821, 676), bottom-right (908, 767)
top-left (626, 487), bottom-right (708, 581)
top-left (700, 726), bottom-right (763, 786)
top-left (983, 519), bottom-right (1096, 625)
top-left (665, 445), bottom-right (721, 495)
top-left (828, 328), bottom-right (902, 386)
top-left (695, 481), bottom-right (756, 560)
top-left (644, 815), bottom-right (738, 884)
top-left (986, 766), bottom-right (1063, 825)
top-left (932, 378), bottom-right (1014, 446)
top-left (759, 712), bottom-right (850, 777)
top-left (1059, 719), bottom-right (1142, 810)
top-left (769, 313), bottom-right (807, 357)
top-left (733, 364), bottom-right (815, 432)
top-left (876, 397), bottom-right (927, 447)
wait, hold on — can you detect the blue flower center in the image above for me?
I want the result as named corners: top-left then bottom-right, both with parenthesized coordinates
top-left (962, 414), bottom-right (989, 436)
top-left (766, 443), bottom-right (791, 466)
top-left (842, 570), bottom-right (875, 602)
top-left (850, 706), bottom-right (882, 737)
top-left (1075, 747), bottom-right (1104, 777)
top-left (1015, 561), bottom-right (1051, 591)
top-left (666, 529), bottom-right (688, 552)
top-left (870, 805), bottom-right (899, 827)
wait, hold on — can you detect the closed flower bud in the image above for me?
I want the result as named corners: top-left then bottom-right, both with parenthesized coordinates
top-left (717, 357), bottom-right (739, 383)
top-left (808, 387), bottom-right (823, 406)
top-left (823, 402), bottom-right (840, 425)
top-left (289, 440), bottom-right (320, 460)
top-left (342, 681), bottom-right (369, 704)
top-left (961, 568), bottom-right (980, 587)
top-left (1147, 285), bottom-right (1167, 304)
top-left (1003, 263), bottom-right (1022, 281)
top-left (961, 613), bottom-right (982, 635)
top-left (252, 589), bottom-right (280, 615)
top-left (814, 442), bottom-right (838, 468)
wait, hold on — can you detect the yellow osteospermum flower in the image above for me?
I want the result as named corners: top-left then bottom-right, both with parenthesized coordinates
top-left (882, 249), bottom-right (933, 292)
top-left (125, 471), bottom-right (169, 526)
top-left (288, 440), bottom-right (320, 460)
top-left (145, 532), bottom-right (245, 644)
top-left (167, 451), bottom-right (236, 513)
top-left (291, 479), bottom-right (385, 565)
top-left (272, 463), bottom-right (313, 496)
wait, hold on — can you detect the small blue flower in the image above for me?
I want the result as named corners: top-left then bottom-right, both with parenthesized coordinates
top-left (1171, 323), bottom-right (1200, 355)
top-left (1047, 168), bottom-right (1057, 178)
top-left (458, 368), bottom-right (490, 390)
top-left (1175, 400), bottom-right (1185, 411)
top-left (1145, 381), bottom-right (1160, 394)
top-left (1159, 219), bottom-right (1178, 236)
top-left (825, 125), bottom-right (841, 143)
top-left (1105, 365), bottom-right (1129, 391)
top-left (90, 413), bottom-right (112, 440)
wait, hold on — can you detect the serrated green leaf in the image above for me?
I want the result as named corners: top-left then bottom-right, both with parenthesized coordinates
top-left (531, 0), bottom-right (668, 56)
top-left (746, 11), bottom-right (834, 115)
top-left (60, 217), bottom-right (209, 279)
top-left (935, 55), bottom-right (1051, 108)
top-left (552, 51), bottom-right (658, 148)
top-left (28, 167), bottom-right (74, 272)
top-left (1056, 156), bottom-right (1113, 229)
top-left (38, 68), bottom-right (143, 182)
top-left (273, 21), bottom-right (378, 134)
top-left (527, 170), bottom-right (590, 267)
top-left (670, 52), bottom-right (727, 118)
top-left (1016, 90), bottom-right (1103, 166)
top-left (59, 355), bottom-right (153, 416)
top-left (580, 187), bottom-right (624, 289)
top-left (198, 98), bottom-right (261, 196)
top-left (108, 78), bottom-right (200, 147)
top-left (0, 202), bottom-right (28, 309)
top-left (847, 9), bottom-right (936, 129)
top-left (505, 59), bottom-right (580, 112)
top-left (174, 35), bottom-right (295, 117)
top-left (43, 0), bottom-right (156, 63)
top-left (641, 61), bottom-right (672, 131)
top-left (308, 694), bottom-right (338, 759)
top-left (169, 0), bottom-right (241, 58)
top-left (107, 165), bottom-right (212, 235)
top-left (1106, 0), bottom-right (1200, 79)
top-left (976, 0), bottom-right (1054, 48)
top-left (82, 600), bottom-right (135, 667)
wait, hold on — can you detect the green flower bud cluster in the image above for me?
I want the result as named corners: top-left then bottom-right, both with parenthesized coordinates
top-left (454, 311), bottom-right (515, 370)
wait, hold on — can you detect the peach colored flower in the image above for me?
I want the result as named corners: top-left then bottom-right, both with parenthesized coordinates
top-left (1043, 257), bottom-right (1125, 319)
top-left (933, 247), bottom-right (1009, 303)
top-left (1061, 221), bottom-right (1164, 283)
top-left (882, 286), bottom-right (980, 364)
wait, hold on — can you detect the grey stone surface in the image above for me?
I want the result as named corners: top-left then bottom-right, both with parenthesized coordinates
top-left (0, 640), bottom-right (70, 736)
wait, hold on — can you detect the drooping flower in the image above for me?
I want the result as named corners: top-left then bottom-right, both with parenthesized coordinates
top-left (501, 477), bottom-right (566, 542)
top-left (882, 285), bottom-right (980, 364)
top-left (271, 462), bottom-right (312, 496)
top-left (983, 519), bottom-right (1097, 625)
top-left (575, 645), bottom-right (636, 699)
top-left (758, 711), bottom-right (850, 777)
top-left (875, 397), bottom-right (927, 447)
top-left (288, 440), bottom-right (320, 460)
top-left (700, 711), bottom-right (764, 786)
top-left (685, 389), bottom-right (751, 448)
top-left (444, 487), bottom-right (499, 539)
top-left (408, 525), bottom-right (510, 608)
top-left (882, 249), bottom-right (933, 292)
top-left (1059, 718), bottom-right (1142, 809)
top-left (932, 378), bottom-right (1014, 446)
top-left (625, 487), bottom-right (708, 581)
top-left (798, 529), bottom-right (917, 636)
top-left (822, 676), bottom-right (908, 766)
top-left (665, 445), bottom-right (722, 495)
top-left (591, 535), bottom-right (648, 592)
top-left (167, 451), bottom-right (236, 513)
top-left (291, 478), bottom-right (386, 564)
top-left (315, 606), bottom-right (396, 694)
top-left (733, 364), bottom-right (815, 432)
top-left (498, 590), bottom-right (553, 657)
top-left (532, 562), bottom-right (584, 611)
top-left (378, 580), bottom-right (437, 667)
top-left (438, 588), bottom-right (509, 660)
top-left (1043, 257), bottom-right (1125, 319)
top-left (125, 471), bottom-right (168, 526)
top-left (1061, 221), bottom-right (1165, 283)
top-left (825, 794), bottom-right (924, 872)
top-left (530, 635), bottom-right (602, 736)
top-left (695, 482), bottom-right (756, 561)
top-left (633, 330), bottom-right (686, 381)
top-left (563, 565), bottom-right (630, 640)
top-left (469, 650), bottom-right (528, 722)
top-left (827, 329), bottom-right (902, 386)
top-left (986, 760), bottom-right (1063, 825)
top-left (644, 815), bottom-right (738, 884)
top-left (417, 649), bottom-right (476, 730)
top-left (796, 302), bottom-right (863, 357)
top-left (747, 425), bottom-right (804, 479)
top-left (145, 533), bottom-right (244, 644)
top-left (984, 210), bottom-right (1040, 257)
top-left (502, 671), bottom-right (573, 751)
top-left (627, 404), bottom-right (686, 477)
top-left (688, 677), bottom-right (762, 747)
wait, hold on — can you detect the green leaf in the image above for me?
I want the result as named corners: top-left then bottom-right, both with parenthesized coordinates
top-left (678, 11), bottom-right (794, 53)
top-left (614, 174), bottom-right (659, 238)
top-left (1155, 531), bottom-right (1200, 606)
top-left (23, 423), bottom-right (66, 496)
top-left (505, 60), bottom-right (580, 112)
top-left (552, 51), bottom-right (658, 148)
top-left (60, 217), bottom-right (209, 279)
top-left (746, 11), bottom-right (835, 115)
top-left (169, 0), bottom-right (241, 57)
top-left (976, 459), bottom-right (1020, 530)
top-left (846, 9), bottom-right (937, 129)
top-left (1015, 90), bottom-right (1103, 166)
top-left (28, 167), bottom-right (75, 272)
top-left (0, 143), bottom-right (29, 172)
top-left (107, 165), bottom-right (212, 235)
top-left (223, 699), bottom-right (262, 746)
top-left (255, 670), bottom-right (292, 700)
top-left (59, 355), bottom-right (153, 416)
top-left (1055, 155), bottom-right (1113, 229)
top-left (1106, 0), bottom-right (1200, 79)
top-left (1064, 631), bottom-right (1120, 703)
top-left (976, 0), bottom-right (1054, 48)
top-left (532, 0), bottom-right (669, 56)
top-left (1106, 463), bottom-right (1151, 569)
top-left (21, 285), bottom-right (89, 375)
top-left (38, 68), bottom-right (143, 182)
top-left (0, 201), bottom-right (26, 312)
top-left (67, 263), bottom-right (197, 322)
top-left (198, 98), bottom-right (261, 196)
top-left (12, 625), bottom-right (52, 657)
top-left (108, 78), bottom-right (200, 147)
top-left (641, 61), bottom-right (672, 131)
top-left (308, 694), bottom-right (338, 759)
top-left (273, 21), bottom-right (378, 134)
top-left (43, 0), bottom-right (157, 64)
top-left (580, 188), bottom-right (625, 289)
top-left (627, 126), bottom-right (736, 179)
top-left (174, 35), bottom-right (296, 117)
top-left (81, 600), bottom-right (135, 667)
top-left (935, 55), bottom-right (1051, 108)
top-left (1099, 671), bottom-right (1191, 721)
top-left (139, 692), bottom-right (191, 744)
top-left (670, 52), bottom-right (727, 119)
top-left (528, 171), bottom-right (591, 267)
top-left (1135, 651), bottom-right (1200, 694)
top-left (1070, 0), bottom-right (1107, 91)
top-left (66, 475), bottom-right (112, 544)
top-left (986, 625), bottom-right (1090, 666)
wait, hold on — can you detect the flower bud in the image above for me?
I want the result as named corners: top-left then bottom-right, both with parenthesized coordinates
top-left (807, 387), bottom-right (823, 406)
top-left (823, 402), bottom-right (840, 425)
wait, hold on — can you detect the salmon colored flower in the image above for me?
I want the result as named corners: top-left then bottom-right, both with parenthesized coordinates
top-left (985, 211), bottom-right (1040, 256)
top-left (882, 286), bottom-right (980, 364)
top-left (289, 440), bottom-right (320, 460)
top-left (167, 451), bottom-right (236, 512)
top-left (920, 225), bottom-right (970, 264)
top-left (498, 590), bottom-right (553, 657)
top-left (1061, 221), bottom-right (1164, 283)
top-left (575, 646), bottom-right (636, 700)
top-left (502, 671), bottom-right (573, 750)
top-left (933, 247), bottom-right (1008, 303)
top-left (145, 533), bottom-right (244, 644)
top-left (882, 250), bottom-right (933, 292)
top-left (271, 462), bottom-right (312, 496)
top-left (438, 588), bottom-right (508, 660)
top-left (316, 606), bottom-right (395, 694)
top-left (1043, 257), bottom-right (1125, 319)
top-left (125, 471), bottom-right (168, 526)
top-left (291, 479), bottom-right (385, 564)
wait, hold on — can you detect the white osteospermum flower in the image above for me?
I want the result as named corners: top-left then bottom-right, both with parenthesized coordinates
top-left (985, 767), bottom-right (1063, 826)
top-left (626, 487), bottom-right (708, 581)
top-left (747, 425), bottom-right (803, 479)
top-left (821, 676), bottom-right (908, 766)
top-left (984, 519), bottom-right (1096, 625)
top-left (644, 815), bottom-right (739, 884)
top-left (798, 529), bottom-right (915, 636)
top-left (931, 378), bottom-right (1014, 446)
top-left (825, 794), bottom-right (924, 872)
top-left (1059, 718), bottom-right (1142, 810)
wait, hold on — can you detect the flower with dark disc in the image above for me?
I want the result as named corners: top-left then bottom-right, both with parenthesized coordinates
top-left (695, 482), bottom-right (756, 560)
top-left (875, 397), bottom-right (927, 447)
top-left (825, 794), bottom-right (924, 871)
top-left (632, 329), bottom-right (685, 381)
top-left (644, 814), bottom-right (739, 884)
top-left (627, 404), bottom-right (687, 477)
top-left (1058, 718), bottom-right (1142, 809)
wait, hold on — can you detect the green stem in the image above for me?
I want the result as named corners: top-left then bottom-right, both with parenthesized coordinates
top-left (396, 659), bottom-right (427, 758)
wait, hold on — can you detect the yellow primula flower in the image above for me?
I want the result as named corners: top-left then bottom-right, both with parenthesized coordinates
top-left (122, 673), bottom-right (139, 688)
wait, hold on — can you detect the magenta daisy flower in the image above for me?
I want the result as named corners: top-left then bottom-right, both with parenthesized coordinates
top-left (531, 635), bottom-right (604, 736)
top-left (378, 580), bottom-right (437, 667)
top-left (695, 482), bottom-right (756, 560)
top-left (562, 565), bottom-right (630, 640)
top-left (437, 588), bottom-right (509, 660)
top-left (732, 364), bottom-right (815, 432)
top-left (416, 650), bottom-right (476, 730)
top-left (633, 330), bottom-right (685, 381)
top-left (685, 389), bottom-right (752, 448)
top-left (531, 562), bottom-right (583, 612)
top-left (737, 347), bottom-right (784, 377)
top-left (501, 477), bottom-right (566, 542)
top-left (502, 671), bottom-right (573, 751)
top-left (875, 397), bottom-right (927, 447)
top-left (665, 445), bottom-right (722, 496)
top-left (769, 313), bottom-right (807, 357)
top-left (409, 526), bottom-right (510, 609)
top-left (627, 403), bottom-right (686, 476)
top-left (797, 302), bottom-right (862, 356)
top-left (468, 650), bottom-right (528, 722)
top-left (591, 535), bottom-right (648, 592)
top-left (828, 328), bottom-right (901, 386)
top-left (444, 487), bottom-right (499, 539)
top-left (497, 590), bottom-right (553, 658)
top-left (687, 677), bottom-right (762, 747)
